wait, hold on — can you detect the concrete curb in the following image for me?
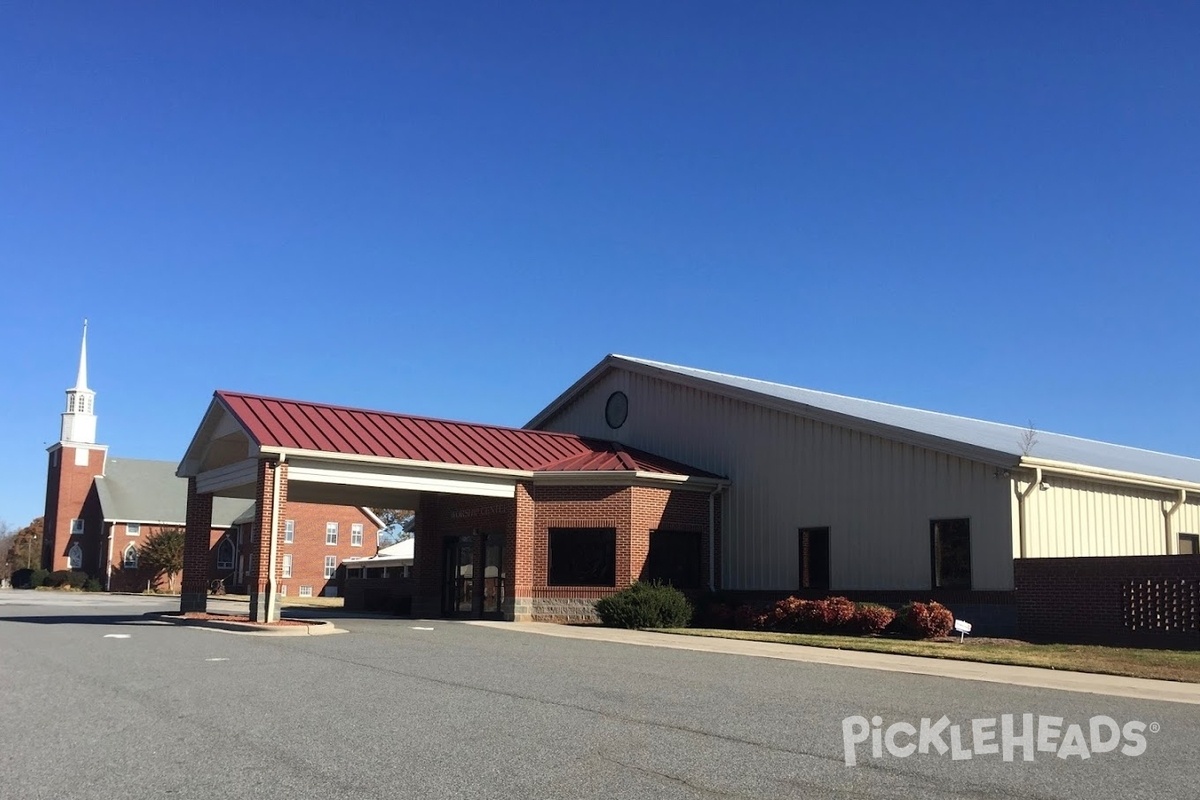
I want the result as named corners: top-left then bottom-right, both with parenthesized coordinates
top-left (466, 621), bottom-right (1200, 706)
top-left (153, 613), bottom-right (346, 636)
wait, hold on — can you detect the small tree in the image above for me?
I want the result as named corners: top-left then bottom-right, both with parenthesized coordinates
top-left (138, 527), bottom-right (185, 592)
top-left (4, 517), bottom-right (44, 572)
top-left (372, 508), bottom-right (415, 547)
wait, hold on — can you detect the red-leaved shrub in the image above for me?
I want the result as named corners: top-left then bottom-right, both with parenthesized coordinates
top-left (852, 603), bottom-right (896, 635)
top-left (810, 596), bottom-right (857, 629)
top-left (766, 596), bottom-right (809, 631)
top-left (899, 601), bottom-right (954, 639)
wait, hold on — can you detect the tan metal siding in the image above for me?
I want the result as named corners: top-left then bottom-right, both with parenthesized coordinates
top-left (1178, 500), bottom-right (1200, 544)
top-left (541, 369), bottom-right (1015, 591)
top-left (1023, 477), bottom-right (1169, 557)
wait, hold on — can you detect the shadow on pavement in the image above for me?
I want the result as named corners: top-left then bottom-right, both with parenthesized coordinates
top-left (0, 612), bottom-right (171, 626)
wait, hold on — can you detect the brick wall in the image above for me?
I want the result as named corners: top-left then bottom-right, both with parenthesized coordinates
top-left (266, 503), bottom-right (378, 598)
top-left (41, 445), bottom-right (105, 572)
top-left (527, 484), bottom-right (712, 623)
top-left (1015, 556), bottom-right (1200, 647)
top-left (411, 484), bottom-right (714, 622)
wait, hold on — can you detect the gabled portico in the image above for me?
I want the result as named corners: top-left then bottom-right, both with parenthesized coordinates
top-left (177, 391), bottom-right (727, 623)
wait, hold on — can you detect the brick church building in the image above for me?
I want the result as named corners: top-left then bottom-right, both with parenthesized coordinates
top-left (41, 324), bottom-right (382, 596)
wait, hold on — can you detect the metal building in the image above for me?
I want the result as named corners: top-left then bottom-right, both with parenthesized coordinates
top-left (530, 355), bottom-right (1200, 595)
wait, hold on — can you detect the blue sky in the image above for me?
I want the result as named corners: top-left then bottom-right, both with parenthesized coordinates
top-left (2, 2), bottom-right (1198, 527)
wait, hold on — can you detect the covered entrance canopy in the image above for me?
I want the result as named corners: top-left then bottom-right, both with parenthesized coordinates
top-left (177, 391), bottom-right (726, 622)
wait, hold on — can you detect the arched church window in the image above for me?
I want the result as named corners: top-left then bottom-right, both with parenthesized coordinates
top-left (216, 538), bottom-right (235, 570)
top-left (123, 544), bottom-right (138, 569)
top-left (68, 543), bottom-right (83, 570)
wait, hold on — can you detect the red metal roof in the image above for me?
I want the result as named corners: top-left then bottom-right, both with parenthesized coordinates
top-left (216, 390), bottom-right (719, 478)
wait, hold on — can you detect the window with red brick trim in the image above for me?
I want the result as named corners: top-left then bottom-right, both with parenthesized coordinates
top-left (548, 527), bottom-right (616, 587)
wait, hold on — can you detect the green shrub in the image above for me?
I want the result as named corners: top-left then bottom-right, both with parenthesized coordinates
top-left (595, 581), bottom-right (694, 629)
top-left (27, 568), bottom-right (51, 588)
top-left (898, 601), bottom-right (955, 639)
top-left (83, 578), bottom-right (104, 592)
top-left (46, 570), bottom-right (69, 587)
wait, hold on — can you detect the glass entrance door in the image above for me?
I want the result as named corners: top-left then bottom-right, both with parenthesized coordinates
top-left (482, 533), bottom-right (505, 617)
top-left (442, 536), bottom-right (474, 616)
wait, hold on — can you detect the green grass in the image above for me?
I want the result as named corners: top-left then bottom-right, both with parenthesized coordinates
top-left (653, 628), bottom-right (1200, 684)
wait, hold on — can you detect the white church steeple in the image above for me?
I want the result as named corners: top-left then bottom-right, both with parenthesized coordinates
top-left (61, 320), bottom-right (97, 444)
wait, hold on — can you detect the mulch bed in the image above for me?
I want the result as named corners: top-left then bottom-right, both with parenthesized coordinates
top-left (178, 612), bottom-right (312, 627)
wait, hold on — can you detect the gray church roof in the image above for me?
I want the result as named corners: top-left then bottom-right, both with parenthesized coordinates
top-left (95, 458), bottom-right (251, 527)
top-left (596, 356), bottom-right (1200, 485)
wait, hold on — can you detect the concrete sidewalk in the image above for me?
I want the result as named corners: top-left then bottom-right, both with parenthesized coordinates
top-left (467, 620), bottom-right (1200, 706)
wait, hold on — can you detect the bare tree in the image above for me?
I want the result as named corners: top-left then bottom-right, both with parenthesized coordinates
top-left (1018, 421), bottom-right (1039, 457)
top-left (0, 521), bottom-right (15, 582)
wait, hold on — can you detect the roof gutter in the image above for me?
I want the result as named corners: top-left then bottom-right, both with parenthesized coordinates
top-left (258, 446), bottom-right (727, 489)
top-left (1020, 457), bottom-right (1200, 494)
top-left (259, 446), bottom-right (536, 480)
top-left (530, 470), bottom-right (728, 490)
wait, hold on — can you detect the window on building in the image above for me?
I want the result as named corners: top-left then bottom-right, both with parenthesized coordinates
top-left (324, 555), bottom-right (337, 579)
top-left (248, 523), bottom-right (257, 543)
top-left (1180, 534), bottom-right (1200, 556)
top-left (70, 518), bottom-right (84, 535)
top-left (326, 522), bottom-right (338, 545)
top-left (930, 518), bottom-right (972, 589)
top-left (644, 530), bottom-right (702, 588)
top-left (323, 587), bottom-right (338, 597)
top-left (279, 585), bottom-right (287, 596)
top-left (123, 544), bottom-right (138, 569)
top-left (351, 523), bottom-right (363, 547)
top-left (127, 523), bottom-right (141, 536)
top-left (282, 553), bottom-right (293, 578)
top-left (347, 567), bottom-right (363, 579)
top-left (216, 538), bottom-right (235, 570)
top-left (284, 519), bottom-right (295, 544)
top-left (798, 527), bottom-right (830, 591)
top-left (548, 527), bottom-right (616, 587)
top-left (68, 543), bottom-right (83, 570)
top-left (298, 586), bottom-right (313, 597)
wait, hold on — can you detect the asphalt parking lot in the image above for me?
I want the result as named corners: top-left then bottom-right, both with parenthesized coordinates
top-left (1, 591), bottom-right (1196, 799)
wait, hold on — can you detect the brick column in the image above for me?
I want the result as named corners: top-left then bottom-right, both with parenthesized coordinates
top-left (180, 478), bottom-right (213, 613)
top-left (412, 494), bottom-right (441, 618)
top-left (248, 459), bottom-right (287, 622)
top-left (509, 482), bottom-right (535, 620)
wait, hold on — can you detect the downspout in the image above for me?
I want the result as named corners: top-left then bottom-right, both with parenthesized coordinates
top-left (1163, 489), bottom-right (1187, 556)
top-left (1014, 467), bottom-right (1042, 560)
top-left (707, 486), bottom-right (721, 591)
top-left (105, 523), bottom-right (114, 591)
top-left (265, 454), bottom-right (286, 622)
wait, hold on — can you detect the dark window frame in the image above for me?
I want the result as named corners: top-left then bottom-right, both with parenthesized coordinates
top-left (1180, 533), bottom-right (1200, 556)
top-left (930, 518), bottom-right (972, 590)
top-left (645, 529), bottom-right (703, 589)
top-left (547, 527), bottom-right (617, 587)
top-left (798, 527), bottom-right (831, 591)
